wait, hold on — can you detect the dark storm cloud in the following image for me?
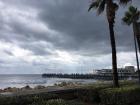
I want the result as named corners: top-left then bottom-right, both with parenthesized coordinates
top-left (19, 41), bottom-right (55, 56)
top-left (0, 0), bottom-right (139, 74)
top-left (33, 0), bottom-right (140, 55)
top-left (1, 0), bottom-right (139, 57)
top-left (39, 0), bottom-right (110, 54)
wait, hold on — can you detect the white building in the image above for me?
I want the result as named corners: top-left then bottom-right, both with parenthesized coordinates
top-left (93, 66), bottom-right (135, 76)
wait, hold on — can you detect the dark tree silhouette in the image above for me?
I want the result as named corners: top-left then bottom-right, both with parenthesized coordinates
top-left (88, 0), bottom-right (132, 87)
top-left (122, 6), bottom-right (140, 83)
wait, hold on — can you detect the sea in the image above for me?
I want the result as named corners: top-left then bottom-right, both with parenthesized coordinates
top-left (0, 74), bottom-right (97, 89)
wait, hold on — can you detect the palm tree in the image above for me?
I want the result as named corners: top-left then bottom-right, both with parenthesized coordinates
top-left (88, 0), bottom-right (131, 87)
top-left (122, 6), bottom-right (140, 83)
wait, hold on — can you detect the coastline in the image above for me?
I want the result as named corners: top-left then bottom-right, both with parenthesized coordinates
top-left (0, 80), bottom-right (140, 105)
top-left (0, 81), bottom-right (86, 96)
top-left (0, 74), bottom-right (99, 89)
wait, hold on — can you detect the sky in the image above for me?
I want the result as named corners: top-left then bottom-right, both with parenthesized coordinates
top-left (0, 0), bottom-right (140, 74)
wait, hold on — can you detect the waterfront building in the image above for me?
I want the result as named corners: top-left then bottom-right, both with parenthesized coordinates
top-left (93, 66), bottom-right (135, 76)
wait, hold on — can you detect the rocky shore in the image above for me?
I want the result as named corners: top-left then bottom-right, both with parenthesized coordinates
top-left (0, 81), bottom-right (83, 96)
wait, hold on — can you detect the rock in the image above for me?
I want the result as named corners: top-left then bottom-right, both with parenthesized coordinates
top-left (21, 85), bottom-right (32, 90)
top-left (34, 85), bottom-right (46, 89)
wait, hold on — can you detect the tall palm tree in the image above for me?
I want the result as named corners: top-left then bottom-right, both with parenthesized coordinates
top-left (88, 0), bottom-right (131, 87)
top-left (122, 6), bottom-right (140, 83)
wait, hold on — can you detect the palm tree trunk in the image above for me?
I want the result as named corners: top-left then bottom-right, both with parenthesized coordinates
top-left (134, 22), bottom-right (140, 53)
top-left (133, 23), bottom-right (140, 84)
top-left (109, 22), bottom-right (119, 87)
top-left (106, 0), bottom-right (119, 87)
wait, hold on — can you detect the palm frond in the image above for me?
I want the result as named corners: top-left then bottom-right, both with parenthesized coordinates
top-left (97, 0), bottom-right (106, 14)
top-left (129, 6), bottom-right (137, 14)
top-left (113, 3), bottom-right (119, 11)
top-left (125, 11), bottom-right (133, 19)
top-left (122, 16), bottom-right (132, 25)
top-left (122, 6), bottom-right (140, 25)
top-left (88, 1), bottom-right (100, 11)
top-left (119, 0), bottom-right (132, 5)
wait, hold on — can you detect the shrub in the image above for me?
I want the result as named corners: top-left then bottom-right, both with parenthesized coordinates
top-left (0, 93), bottom-right (59, 105)
top-left (29, 99), bottom-right (68, 105)
top-left (75, 84), bottom-right (112, 103)
top-left (100, 85), bottom-right (140, 105)
top-left (75, 89), bottom-right (100, 103)
top-left (46, 99), bottom-right (67, 105)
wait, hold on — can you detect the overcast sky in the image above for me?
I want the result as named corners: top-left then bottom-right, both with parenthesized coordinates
top-left (0, 0), bottom-right (139, 74)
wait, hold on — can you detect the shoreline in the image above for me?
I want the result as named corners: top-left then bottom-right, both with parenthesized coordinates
top-left (0, 80), bottom-right (137, 96)
top-left (0, 81), bottom-right (86, 96)
top-left (0, 80), bottom-right (140, 105)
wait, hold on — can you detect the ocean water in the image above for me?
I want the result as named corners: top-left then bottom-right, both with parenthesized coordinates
top-left (0, 74), bottom-right (97, 89)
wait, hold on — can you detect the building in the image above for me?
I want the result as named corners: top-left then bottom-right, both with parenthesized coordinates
top-left (93, 66), bottom-right (135, 76)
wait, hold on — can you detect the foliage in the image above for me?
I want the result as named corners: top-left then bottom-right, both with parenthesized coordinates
top-left (29, 99), bottom-right (68, 105)
top-left (75, 83), bottom-right (112, 103)
top-left (88, 0), bottom-right (131, 15)
top-left (88, 0), bottom-right (131, 88)
top-left (0, 82), bottom-right (140, 105)
top-left (0, 93), bottom-right (58, 105)
top-left (122, 6), bottom-right (140, 25)
top-left (100, 85), bottom-right (140, 105)
top-left (45, 99), bottom-right (67, 105)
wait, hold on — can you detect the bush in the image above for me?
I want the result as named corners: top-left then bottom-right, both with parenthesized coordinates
top-left (75, 89), bottom-right (100, 103)
top-left (46, 99), bottom-right (67, 105)
top-left (29, 99), bottom-right (68, 105)
top-left (1, 83), bottom-right (140, 105)
top-left (100, 85), bottom-right (140, 105)
top-left (75, 84), bottom-right (112, 103)
top-left (0, 93), bottom-right (59, 105)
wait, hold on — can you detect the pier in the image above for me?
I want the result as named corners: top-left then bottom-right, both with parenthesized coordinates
top-left (42, 73), bottom-right (138, 80)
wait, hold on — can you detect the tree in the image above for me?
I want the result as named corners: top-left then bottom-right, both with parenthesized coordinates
top-left (122, 6), bottom-right (140, 83)
top-left (88, 0), bottom-right (131, 87)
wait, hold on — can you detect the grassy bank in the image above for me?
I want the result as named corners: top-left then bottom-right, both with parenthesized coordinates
top-left (0, 81), bottom-right (140, 105)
